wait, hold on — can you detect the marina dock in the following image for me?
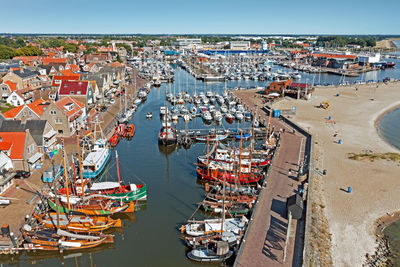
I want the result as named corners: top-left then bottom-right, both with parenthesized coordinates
top-left (233, 91), bottom-right (308, 266)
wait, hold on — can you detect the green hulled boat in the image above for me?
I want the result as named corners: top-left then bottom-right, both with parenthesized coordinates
top-left (48, 198), bottom-right (131, 216)
top-left (90, 182), bottom-right (147, 202)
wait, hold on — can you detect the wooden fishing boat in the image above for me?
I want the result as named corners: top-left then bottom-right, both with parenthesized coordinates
top-left (184, 227), bottom-right (243, 248)
top-left (187, 242), bottom-right (233, 262)
top-left (34, 212), bottom-right (122, 233)
top-left (90, 182), bottom-right (147, 202)
top-left (206, 193), bottom-right (257, 203)
top-left (198, 148), bottom-right (272, 167)
top-left (48, 198), bottom-right (134, 216)
top-left (196, 167), bottom-right (263, 185)
top-left (201, 201), bottom-right (251, 216)
top-left (195, 133), bottom-right (229, 142)
top-left (22, 226), bottom-right (113, 252)
top-left (181, 217), bottom-right (247, 237)
top-left (158, 122), bottom-right (177, 146)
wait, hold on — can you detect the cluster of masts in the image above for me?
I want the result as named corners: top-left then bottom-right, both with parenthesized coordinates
top-left (180, 129), bottom-right (279, 263)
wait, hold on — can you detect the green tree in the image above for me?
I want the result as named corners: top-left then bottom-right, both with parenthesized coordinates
top-left (64, 43), bottom-right (79, 53)
top-left (15, 45), bottom-right (42, 56)
top-left (48, 38), bottom-right (65, 48)
top-left (15, 37), bottom-right (26, 48)
top-left (0, 45), bottom-right (16, 59)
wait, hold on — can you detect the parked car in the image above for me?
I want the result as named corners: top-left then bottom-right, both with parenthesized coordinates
top-left (100, 106), bottom-right (107, 112)
top-left (14, 170), bottom-right (30, 179)
top-left (110, 99), bottom-right (116, 104)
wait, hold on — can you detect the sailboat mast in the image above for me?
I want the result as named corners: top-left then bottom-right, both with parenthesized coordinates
top-left (77, 135), bottom-right (85, 196)
top-left (221, 173), bottom-right (226, 233)
top-left (62, 139), bottom-right (71, 211)
top-left (116, 151), bottom-right (121, 186)
top-left (71, 154), bottom-right (77, 184)
top-left (239, 129), bottom-right (243, 178)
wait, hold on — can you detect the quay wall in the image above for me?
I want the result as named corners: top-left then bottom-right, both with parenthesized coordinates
top-left (232, 100), bottom-right (315, 266)
top-left (233, 134), bottom-right (280, 266)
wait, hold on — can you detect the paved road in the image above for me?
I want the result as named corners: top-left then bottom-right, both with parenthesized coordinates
top-left (234, 91), bottom-right (306, 267)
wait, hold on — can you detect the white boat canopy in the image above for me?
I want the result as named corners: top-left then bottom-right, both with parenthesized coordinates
top-left (90, 181), bottom-right (120, 191)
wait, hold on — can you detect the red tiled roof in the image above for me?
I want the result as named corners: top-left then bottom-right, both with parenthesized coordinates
top-left (0, 142), bottom-right (12, 151)
top-left (42, 57), bottom-right (68, 65)
top-left (0, 132), bottom-right (26, 159)
top-left (109, 62), bottom-right (123, 67)
top-left (60, 69), bottom-right (80, 77)
top-left (52, 75), bottom-right (79, 87)
top-left (3, 81), bottom-right (17, 92)
top-left (27, 99), bottom-right (47, 116)
top-left (59, 80), bottom-right (89, 96)
top-left (55, 96), bottom-right (85, 117)
top-left (3, 105), bottom-right (24, 119)
top-left (69, 64), bottom-right (79, 72)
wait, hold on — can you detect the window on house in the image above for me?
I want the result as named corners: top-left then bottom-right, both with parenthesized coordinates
top-left (12, 96), bottom-right (17, 100)
top-left (70, 91), bottom-right (74, 95)
top-left (50, 110), bottom-right (56, 115)
top-left (77, 91), bottom-right (81, 95)
top-left (58, 130), bottom-right (63, 134)
top-left (55, 118), bottom-right (62, 124)
top-left (23, 111), bottom-right (27, 115)
top-left (27, 146), bottom-right (30, 153)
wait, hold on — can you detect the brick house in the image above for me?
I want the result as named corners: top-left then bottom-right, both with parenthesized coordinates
top-left (85, 53), bottom-right (112, 65)
top-left (0, 80), bottom-right (18, 100)
top-left (58, 80), bottom-right (94, 107)
top-left (2, 99), bottom-right (49, 122)
top-left (0, 130), bottom-right (42, 171)
top-left (51, 75), bottom-right (80, 89)
top-left (266, 79), bottom-right (293, 95)
top-left (2, 68), bottom-right (39, 90)
top-left (40, 96), bottom-right (86, 137)
top-left (0, 120), bottom-right (57, 154)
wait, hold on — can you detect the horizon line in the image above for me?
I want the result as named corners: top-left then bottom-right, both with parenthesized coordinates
top-left (1, 33), bottom-right (400, 36)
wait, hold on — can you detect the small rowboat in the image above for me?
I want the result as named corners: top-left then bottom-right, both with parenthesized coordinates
top-left (34, 212), bottom-right (122, 233)
top-left (22, 226), bottom-right (114, 251)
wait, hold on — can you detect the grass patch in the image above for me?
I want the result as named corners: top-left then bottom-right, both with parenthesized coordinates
top-left (0, 106), bottom-right (14, 113)
top-left (348, 152), bottom-right (400, 162)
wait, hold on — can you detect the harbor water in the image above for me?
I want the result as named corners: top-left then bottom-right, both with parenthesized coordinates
top-left (377, 107), bottom-right (400, 151)
top-left (2, 58), bottom-right (400, 266)
top-left (384, 219), bottom-right (400, 266)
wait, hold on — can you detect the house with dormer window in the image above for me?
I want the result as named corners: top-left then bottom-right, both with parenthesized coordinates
top-left (3, 99), bottom-right (49, 122)
top-left (40, 96), bottom-right (86, 137)
top-left (57, 80), bottom-right (94, 107)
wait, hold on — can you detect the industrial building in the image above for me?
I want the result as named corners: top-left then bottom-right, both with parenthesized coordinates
top-left (230, 41), bottom-right (250, 50)
top-left (172, 38), bottom-right (202, 48)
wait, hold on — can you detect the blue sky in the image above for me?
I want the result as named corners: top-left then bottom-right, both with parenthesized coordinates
top-left (1, 0), bottom-right (399, 34)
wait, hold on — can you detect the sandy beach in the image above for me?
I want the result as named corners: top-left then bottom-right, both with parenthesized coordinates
top-left (375, 39), bottom-right (398, 49)
top-left (269, 82), bottom-right (400, 266)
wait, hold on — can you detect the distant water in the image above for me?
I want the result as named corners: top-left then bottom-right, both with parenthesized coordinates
top-left (383, 219), bottom-right (400, 266)
top-left (377, 108), bottom-right (400, 150)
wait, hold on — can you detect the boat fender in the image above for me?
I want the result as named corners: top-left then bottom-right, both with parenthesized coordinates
top-left (180, 225), bottom-right (185, 233)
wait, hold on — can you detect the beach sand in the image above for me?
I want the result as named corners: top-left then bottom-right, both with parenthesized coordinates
top-left (375, 39), bottom-right (398, 49)
top-left (270, 82), bottom-right (400, 266)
